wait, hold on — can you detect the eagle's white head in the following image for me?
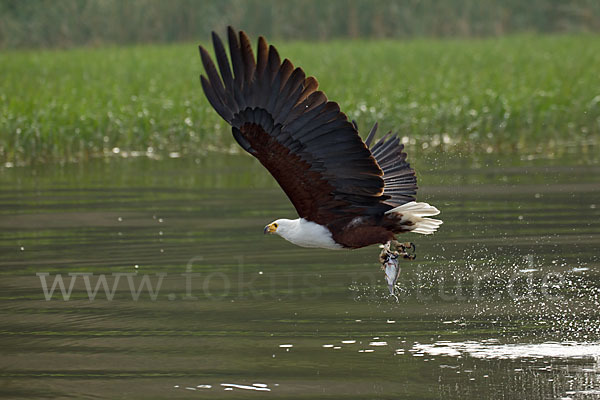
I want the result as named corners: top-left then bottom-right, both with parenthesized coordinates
top-left (263, 218), bottom-right (343, 250)
top-left (263, 218), bottom-right (295, 237)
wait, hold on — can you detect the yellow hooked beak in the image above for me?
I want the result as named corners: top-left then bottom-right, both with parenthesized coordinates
top-left (264, 223), bottom-right (277, 234)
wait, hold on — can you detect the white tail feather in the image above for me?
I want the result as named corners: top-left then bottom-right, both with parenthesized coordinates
top-left (385, 201), bottom-right (443, 235)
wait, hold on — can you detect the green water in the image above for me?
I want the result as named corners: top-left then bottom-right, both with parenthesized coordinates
top-left (1, 153), bottom-right (599, 399)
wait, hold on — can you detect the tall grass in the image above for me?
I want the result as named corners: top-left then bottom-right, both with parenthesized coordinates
top-left (1, 34), bottom-right (599, 164)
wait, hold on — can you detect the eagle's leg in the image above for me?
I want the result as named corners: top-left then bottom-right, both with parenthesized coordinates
top-left (379, 241), bottom-right (393, 263)
top-left (393, 240), bottom-right (416, 260)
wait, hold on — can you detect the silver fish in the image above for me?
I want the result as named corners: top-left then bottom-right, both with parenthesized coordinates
top-left (383, 253), bottom-right (400, 295)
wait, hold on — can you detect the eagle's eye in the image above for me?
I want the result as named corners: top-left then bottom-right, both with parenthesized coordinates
top-left (273, 223), bottom-right (278, 228)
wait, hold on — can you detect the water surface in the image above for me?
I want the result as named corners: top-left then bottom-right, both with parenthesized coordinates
top-left (1, 152), bottom-right (599, 399)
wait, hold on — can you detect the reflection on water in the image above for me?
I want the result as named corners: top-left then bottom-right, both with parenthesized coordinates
top-left (414, 340), bottom-right (600, 362)
top-left (0, 153), bottom-right (599, 399)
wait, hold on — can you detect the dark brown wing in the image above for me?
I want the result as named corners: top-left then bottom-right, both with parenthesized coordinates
top-left (365, 123), bottom-right (417, 206)
top-left (199, 27), bottom-right (392, 225)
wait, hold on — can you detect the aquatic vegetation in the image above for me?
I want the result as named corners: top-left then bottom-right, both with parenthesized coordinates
top-left (1, 34), bottom-right (599, 164)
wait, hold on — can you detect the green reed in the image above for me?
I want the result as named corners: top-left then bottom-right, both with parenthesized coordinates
top-left (1, 34), bottom-right (599, 164)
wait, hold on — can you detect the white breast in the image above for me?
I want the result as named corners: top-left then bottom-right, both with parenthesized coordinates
top-left (279, 218), bottom-right (344, 250)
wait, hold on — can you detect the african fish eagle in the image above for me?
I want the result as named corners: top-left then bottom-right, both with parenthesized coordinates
top-left (198, 27), bottom-right (442, 250)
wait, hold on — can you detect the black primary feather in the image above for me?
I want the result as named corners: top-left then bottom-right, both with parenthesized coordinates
top-left (366, 124), bottom-right (417, 206)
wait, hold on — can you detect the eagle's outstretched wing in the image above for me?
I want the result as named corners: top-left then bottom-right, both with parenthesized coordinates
top-left (199, 27), bottom-right (412, 225)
